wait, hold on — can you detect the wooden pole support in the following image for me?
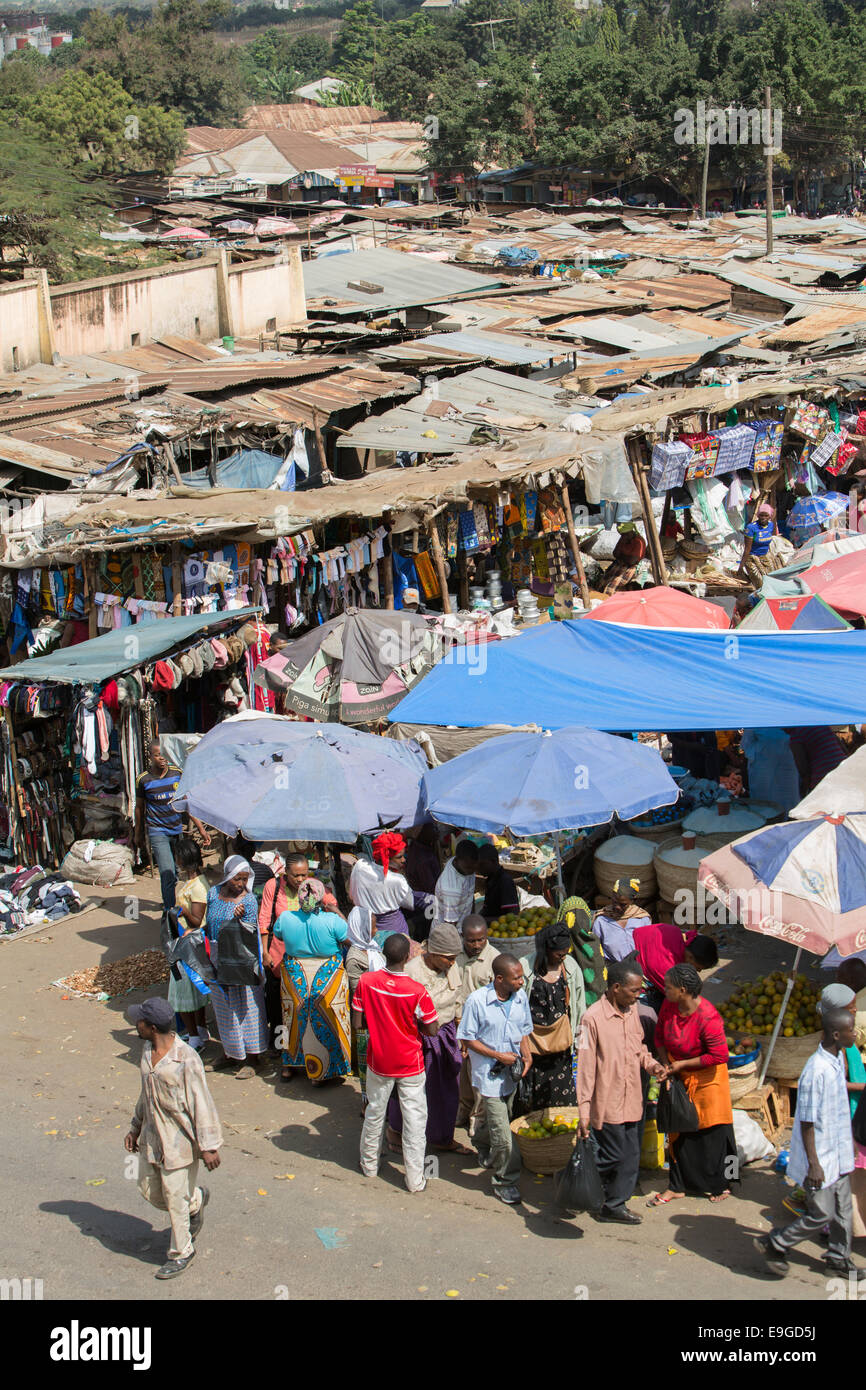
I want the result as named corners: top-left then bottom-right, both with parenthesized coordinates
top-left (427, 514), bottom-right (452, 615)
top-left (560, 478), bottom-right (591, 609)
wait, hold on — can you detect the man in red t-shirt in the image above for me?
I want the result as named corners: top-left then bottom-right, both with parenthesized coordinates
top-left (353, 933), bottom-right (439, 1193)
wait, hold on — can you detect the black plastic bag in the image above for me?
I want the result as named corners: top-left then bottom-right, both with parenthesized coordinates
top-left (554, 1135), bottom-right (606, 1213)
top-left (853, 1086), bottom-right (866, 1148)
top-left (214, 917), bottom-right (263, 988)
top-left (160, 908), bottom-right (217, 988)
top-left (656, 1074), bottom-right (700, 1134)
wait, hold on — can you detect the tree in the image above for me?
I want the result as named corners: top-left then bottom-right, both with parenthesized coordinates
top-left (79, 0), bottom-right (247, 126)
top-left (0, 120), bottom-right (114, 279)
top-left (15, 70), bottom-right (185, 175)
top-left (331, 0), bottom-right (382, 80)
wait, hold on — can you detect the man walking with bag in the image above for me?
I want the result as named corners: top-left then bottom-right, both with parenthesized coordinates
top-left (576, 960), bottom-right (667, 1225)
top-left (124, 998), bottom-right (222, 1279)
top-left (353, 933), bottom-right (439, 1193)
top-left (458, 953), bottom-right (533, 1206)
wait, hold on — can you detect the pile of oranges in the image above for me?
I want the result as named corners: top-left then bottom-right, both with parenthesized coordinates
top-left (719, 971), bottom-right (821, 1039)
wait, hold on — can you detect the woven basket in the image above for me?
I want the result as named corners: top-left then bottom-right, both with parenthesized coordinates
top-left (652, 833), bottom-right (730, 903)
top-left (764, 1031), bottom-right (822, 1080)
top-left (627, 814), bottom-right (685, 840)
top-left (512, 1106), bottom-right (581, 1175)
top-left (488, 934), bottom-right (535, 958)
top-left (594, 835), bottom-right (657, 902)
top-left (728, 1061), bottom-right (760, 1103)
top-left (679, 538), bottom-right (710, 561)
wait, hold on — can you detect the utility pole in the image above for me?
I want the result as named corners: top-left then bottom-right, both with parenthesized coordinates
top-left (700, 111), bottom-right (711, 220)
top-left (765, 85), bottom-right (774, 255)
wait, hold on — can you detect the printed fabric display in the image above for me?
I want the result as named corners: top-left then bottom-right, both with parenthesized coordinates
top-left (679, 431), bottom-right (721, 480)
top-left (810, 429), bottom-right (845, 470)
top-left (537, 486), bottom-right (567, 534)
top-left (789, 402), bottom-right (831, 441)
top-left (746, 419), bottom-right (784, 473)
top-left (713, 424), bottom-right (756, 475)
top-left (650, 440), bottom-right (692, 491)
top-left (827, 439), bottom-right (858, 477)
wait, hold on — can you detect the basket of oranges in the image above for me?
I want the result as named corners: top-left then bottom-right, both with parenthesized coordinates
top-left (512, 1107), bottom-right (582, 1174)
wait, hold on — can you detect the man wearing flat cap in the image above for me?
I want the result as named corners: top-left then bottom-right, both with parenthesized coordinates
top-left (386, 922), bottom-right (473, 1156)
top-left (124, 997), bottom-right (222, 1280)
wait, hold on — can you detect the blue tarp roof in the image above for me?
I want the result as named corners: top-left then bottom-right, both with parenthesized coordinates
top-left (390, 621), bottom-right (866, 732)
top-left (0, 607), bottom-right (261, 686)
top-left (181, 449), bottom-right (292, 492)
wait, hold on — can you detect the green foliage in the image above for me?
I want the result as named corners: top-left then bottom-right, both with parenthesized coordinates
top-left (239, 28), bottom-right (333, 101)
top-left (78, 0), bottom-right (247, 125)
top-left (0, 66), bottom-right (185, 175)
top-left (0, 120), bottom-right (114, 279)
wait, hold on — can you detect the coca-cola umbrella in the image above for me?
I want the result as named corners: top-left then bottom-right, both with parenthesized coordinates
top-left (698, 813), bottom-right (866, 1081)
top-left (253, 608), bottom-right (453, 723)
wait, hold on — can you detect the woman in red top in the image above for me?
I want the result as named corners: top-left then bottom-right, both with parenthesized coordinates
top-left (647, 962), bottom-right (736, 1206)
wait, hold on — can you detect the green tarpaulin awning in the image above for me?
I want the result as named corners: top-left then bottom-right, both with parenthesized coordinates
top-left (0, 607), bottom-right (261, 686)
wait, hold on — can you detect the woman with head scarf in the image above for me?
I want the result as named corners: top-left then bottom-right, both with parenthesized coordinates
top-left (739, 501), bottom-right (779, 587)
top-left (556, 895), bottom-right (606, 1007)
top-left (648, 962), bottom-right (735, 1206)
top-left (592, 878), bottom-right (651, 964)
top-left (205, 854), bottom-right (269, 1077)
top-left (348, 831), bottom-right (433, 938)
top-left (272, 877), bottom-right (351, 1086)
top-left (515, 922), bottom-right (586, 1117)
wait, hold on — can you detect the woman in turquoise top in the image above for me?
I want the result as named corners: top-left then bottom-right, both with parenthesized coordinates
top-left (272, 877), bottom-right (350, 1086)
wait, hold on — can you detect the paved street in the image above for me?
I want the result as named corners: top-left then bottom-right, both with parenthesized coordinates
top-left (0, 874), bottom-right (835, 1302)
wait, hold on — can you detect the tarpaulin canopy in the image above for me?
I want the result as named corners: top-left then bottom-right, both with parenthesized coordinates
top-left (389, 620), bottom-right (866, 732)
top-left (0, 607), bottom-right (261, 686)
top-left (181, 449), bottom-right (293, 492)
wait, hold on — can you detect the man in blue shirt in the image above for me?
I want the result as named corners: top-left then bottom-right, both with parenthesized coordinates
top-left (457, 953), bottom-right (533, 1206)
top-left (755, 1006), bottom-right (865, 1280)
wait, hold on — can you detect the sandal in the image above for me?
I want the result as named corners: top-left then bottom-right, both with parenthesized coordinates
top-left (434, 1139), bottom-right (473, 1156)
top-left (280, 1066), bottom-right (294, 1083)
top-left (210, 1054), bottom-right (239, 1071)
top-left (646, 1191), bottom-right (677, 1207)
top-left (709, 1190), bottom-right (731, 1203)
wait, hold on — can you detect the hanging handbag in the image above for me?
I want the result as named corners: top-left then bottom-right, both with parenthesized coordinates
top-left (528, 977), bottom-right (573, 1055)
top-left (214, 916), bottom-right (264, 988)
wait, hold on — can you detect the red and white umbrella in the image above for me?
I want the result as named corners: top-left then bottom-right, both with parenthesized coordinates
top-left (158, 225), bottom-right (210, 241)
top-left (254, 216), bottom-right (301, 237)
top-left (583, 584), bottom-right (730, 630)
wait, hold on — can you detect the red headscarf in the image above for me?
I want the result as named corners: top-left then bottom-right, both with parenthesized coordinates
top-left (372, 832), bottom-right (406, 876)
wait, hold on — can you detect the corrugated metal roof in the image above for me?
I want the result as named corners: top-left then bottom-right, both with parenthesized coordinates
top-left (241, 105), bottom-right (387, 131)
top-left (225, 366), bottom-right (420, 426)
top-left (418, 329), bottom-right (571, 364)
top-left (0, 434), bottom-right (85, 480)
top-left (335, 365), bottom-right (583, 453)
top-left (303, 249), bottom-right (507, 316)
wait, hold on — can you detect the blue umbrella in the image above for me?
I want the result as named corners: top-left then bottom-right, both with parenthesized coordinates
top-left (786, 492), bottom-right (850, 544)
top-left (173, 716), bottom-right (427, 842)
top-left (422, 726), bottom-right (678, 897)
top-left (422, 727), bottom-right (677, 834)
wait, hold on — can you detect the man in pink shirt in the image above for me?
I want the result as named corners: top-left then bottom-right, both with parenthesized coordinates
top-left (352, 933), bottom-right (439, 1193)
top-left (577, 959), bottom-right (667, 1225)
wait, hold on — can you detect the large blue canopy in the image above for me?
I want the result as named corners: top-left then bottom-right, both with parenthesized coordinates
top-left (0, 607), bottom-right (261, 685)
top-left (390, 621), bottom-right (866, 732)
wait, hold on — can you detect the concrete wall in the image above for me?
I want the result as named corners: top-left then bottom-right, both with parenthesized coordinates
top-left (228, 247), bottom-right (305, 336)
top-left (50, 260), bottom-right (222, 358)
top-left (0, 280), bottom-right (42, 373)
top-left (1, 249), bottom-right (308, 370)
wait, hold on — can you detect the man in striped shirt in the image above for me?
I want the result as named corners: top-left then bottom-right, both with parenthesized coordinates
top-left (786, 726), bottom-right (847, 797)
top-left (353, 933), bottom-right (439, 1193)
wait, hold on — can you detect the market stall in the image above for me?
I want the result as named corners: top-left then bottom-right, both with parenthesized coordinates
top-left (0, 607), bottom-right (264, 867)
